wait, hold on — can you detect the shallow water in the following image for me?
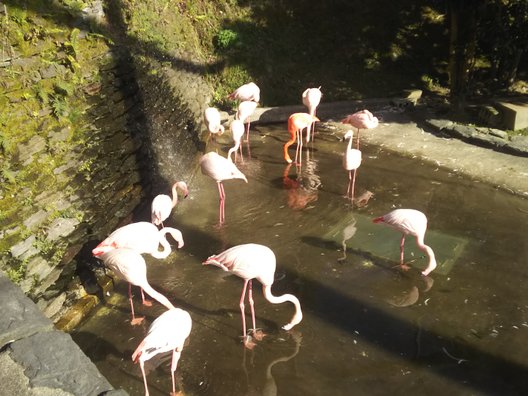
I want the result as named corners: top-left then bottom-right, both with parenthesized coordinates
top-left (73, 123), bottom-right (528, 396)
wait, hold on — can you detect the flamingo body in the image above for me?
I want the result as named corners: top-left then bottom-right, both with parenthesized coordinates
top-left (228, 119), bottom-right (245, 162)
top-left (132, 308), bottom-right (192, 396)
top-left (151, 181), bottom-right (188, 226)
top-left (302, 87), bottom-right (322, 142)
top-left (341, 109), bottom-right (379, 149)
top-left (373, 209), bottom-right (437, 276)
top-left (199, 151), bottom-right (248, 223)
top-left (92, 222), bottom-right (184, 259)
top-left (204, 107), bottom-right (225, 139)
top-left (203, 243), bottom-right (303, 347)
top-left (228, 82), bottom-right (260, 103)
top-left (284, 113), bottom-right (319, 164)
top-left (100, 248), bottom-right (175, 324)
top-left (343, 130), bottom-right (362, 201)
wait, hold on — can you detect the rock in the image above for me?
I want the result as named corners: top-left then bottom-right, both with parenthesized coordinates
top-left (46, 218), bottom-right (80, 241)
top-left (23, 210), bottom-right (49, 230)
top-left (8, 331), bottom-right (114, 395)
top-left (18, 135), bottom-right (46, 165)
top-left (10, 235), bottom-right (38, 259)
top-left (495, 98), bottom-right (528, 131)
top-left (0, 272), bottom-right (53, 347)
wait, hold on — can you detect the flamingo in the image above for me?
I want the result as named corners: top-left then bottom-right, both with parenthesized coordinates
top-left (341, 109), bottom-right (379, 149)
top-left (373, 209), bottom-right (437, 276)
top-left (132, 308), bottom-right (192, 396)
top-left (283, 113), bottom-right (319, 164)
top-left (228, 119), bottom-right (245, 163)
top-left (302, 87), bottom-right (322, 142)
top-left (342, 130), bottom-right (362, 202)
top-left (100, 248), bottom-right (175, 325)
top-left (199, 151), bottom-right (248, 224)
top-left (236, 100), bottom-right (258, 142)
top-left (92, 221), bottom-right (184, 259)
top-left (204, 107), bottom-right (225, 141)
top-left (151, 181), bottom-right (189, 227)
top-left (227, 82), bottom-right (260, 103)
top-left (203, 243), bottom-right (303, 348)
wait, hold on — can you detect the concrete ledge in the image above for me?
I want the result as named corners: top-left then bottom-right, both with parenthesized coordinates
top-left (495, 98), bottom-right (528, 131)
top-left (0, 271), bottom-right (125, 396)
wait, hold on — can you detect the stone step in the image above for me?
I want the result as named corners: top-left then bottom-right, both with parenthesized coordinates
top-left (494, 97), bottom-right (528, 131)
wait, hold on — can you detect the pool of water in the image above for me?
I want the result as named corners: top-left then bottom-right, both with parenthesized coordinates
top-left (73, 123), bottom-right (528, 395)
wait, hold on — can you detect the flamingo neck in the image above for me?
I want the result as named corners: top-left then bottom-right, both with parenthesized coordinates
top-left (416, 237), bottom-right (437, 276)
top-left (151, 230), bottom-right (172, 259)
top-left (262, 285), bottom-right (303, 330)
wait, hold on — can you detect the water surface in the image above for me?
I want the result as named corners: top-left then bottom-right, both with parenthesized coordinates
top-left (73, 123), bottom-right (528, 395)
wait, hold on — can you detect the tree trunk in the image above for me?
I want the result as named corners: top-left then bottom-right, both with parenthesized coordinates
top-left (447, 0), bottom-right (479, 111)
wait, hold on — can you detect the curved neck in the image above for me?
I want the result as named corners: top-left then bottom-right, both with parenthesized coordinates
top-left (416, 236), bottom-right (437, 276)
top-left (346, 132), bottom-right (354, 152)
top-left (151, 230), bottom-right (172, 259)
top-left (141, 283), bottom-right (175, 310)
top-left (262, 285), bottom-right (303, 330)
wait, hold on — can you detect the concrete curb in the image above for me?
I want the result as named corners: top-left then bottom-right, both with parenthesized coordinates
top-left (0, 271), bottom-right (127, 396)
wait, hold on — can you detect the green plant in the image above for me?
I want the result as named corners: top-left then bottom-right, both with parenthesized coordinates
top-left (215, 29), bottom-right (238, 50)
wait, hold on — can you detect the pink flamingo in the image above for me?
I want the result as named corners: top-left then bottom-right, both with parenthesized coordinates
top-left (228, 119), bottom-right (245, 163)
top-left (199, 151), bottom-right (248, 224)
top-left (302, 87), bottom-right (322, 142)
top-left (236, 100), bottom-right (258, 142)
top-left (342, 130), bottom-right (362, 201)
top-left (283, 113), bottom-right (319, 164)
top-left (373, 209), bottom-right (437, 276)
top-left (204, 107), bottom-right (225, 141)
top-left (92, 221), bottom-right (184, 259)
top-left (203, 243), bottom-right (303, 348)
top-left (151, 181), bottom-right (189, 227)
top-left (341, 109), bottom-right (379, 149)
top-left (132, 308), bottom-right (192, 396)
top-left (100, 248), bottom-right (175, 325)
top-left (227, 82), bottom-right (260, 103)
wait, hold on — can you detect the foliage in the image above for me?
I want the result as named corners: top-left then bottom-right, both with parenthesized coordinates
top-left (215, 29), bottom-right (239, 50)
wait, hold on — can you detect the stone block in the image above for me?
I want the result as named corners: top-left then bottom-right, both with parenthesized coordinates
top-left (8, 330), bottom-right (114, 395)
top-left (495, 99), bottom-right (528, 131)
top-left (0, 271), bottom-right (53, 348)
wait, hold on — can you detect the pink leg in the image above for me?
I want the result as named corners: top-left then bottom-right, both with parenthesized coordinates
top-left (239, 279), bottom-right (249, 337)
top-left (350, 169), bottom-right (358, 202)
top-left (128, 284), bottom-right (144, 325)
top-left (356, 129), bottom-right (361, 150)
top-left (170, 348), bottom-right (182, 395)
top-left (400, 235), bottom-right (405, 264)
top-left (139, 360), bottom-right (150, 396)
top-left (217, 182), bottom-right (225, 224)
top-left (248, 280), bottom-right (256, 332)
top-left (140, 288), bottom-right (152, 307)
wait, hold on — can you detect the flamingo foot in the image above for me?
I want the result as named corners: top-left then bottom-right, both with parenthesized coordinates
top-left (399, 263), bottom-right (411, 272)
top-left (131, 317), bottom-right (145, 326)
top-left (142, 299), bottom-right (153, 307)
top-left (242, 335), bottom-right (257, 350)
top-left (250, 328), bottom-right (266, 341)
top-left (170, 391), bottom-right (184, 396)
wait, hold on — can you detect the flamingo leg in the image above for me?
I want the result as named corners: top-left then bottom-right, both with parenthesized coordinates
top-left (140, 288), bottom-right (152, 307)
top-left (397, 234), bottom-right (411, 271)
top-left (239, 279), bottom-right (250, 337)
top-left (248, 280), bottom-right (256, 332)
top-left (139, 360), bottom-right (150, 396)
top-left (356, 128), bottom-right (361, 150)
top-left (245, 120), bottom-right (251, 142)
top-left (350, 169), bottom-right (358, 202)
top-left (128, 283), bottom-right (144, 325)
top-left (170, 348), bottom-right (182, 395)
top-left (217, 182), bottom-right (226, 224)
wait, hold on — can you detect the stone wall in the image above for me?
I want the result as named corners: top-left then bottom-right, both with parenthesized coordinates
top-left (1, 2), bottom-right (211, 325)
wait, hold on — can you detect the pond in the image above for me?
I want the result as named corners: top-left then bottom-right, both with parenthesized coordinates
top-left (73, 122), bottom-right (528, 395)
